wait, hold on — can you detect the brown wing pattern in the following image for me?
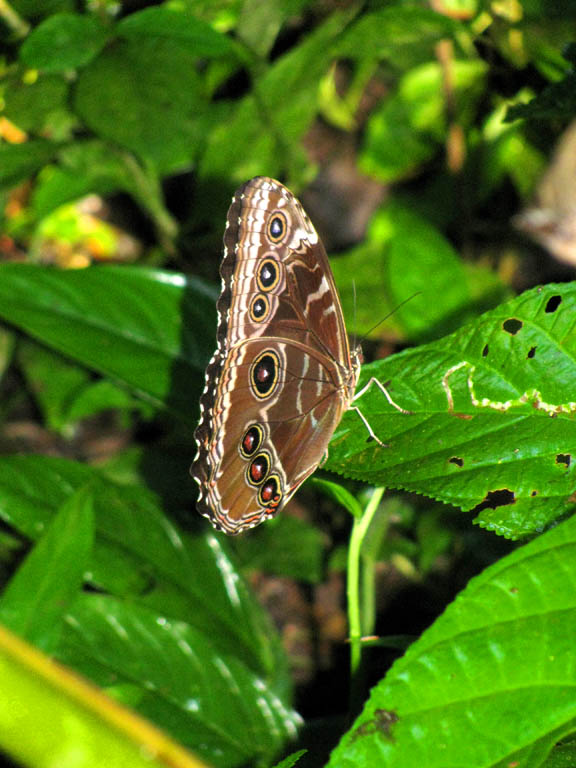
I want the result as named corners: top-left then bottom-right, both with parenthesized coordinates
top-left (192, 177), bottom-right (357, 534)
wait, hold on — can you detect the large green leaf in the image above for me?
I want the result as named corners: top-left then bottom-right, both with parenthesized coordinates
top-left (328, 512), bottom-right (576, 767)
top-left (60, 593), bottom-right (300, 767)
top-left (329, 282), bottom-right (576, 538)
top-left (0, 264), bottom-right (216, 420)
top-left (0, 456), bottom-right (287, 681)
top-left (116, 6), bottom-right (237, 57)
top-left (74, 37), bottom-right (208, 172)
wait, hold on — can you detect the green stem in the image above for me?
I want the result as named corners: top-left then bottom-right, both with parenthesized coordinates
top-left (347, 487), bottom-right (385, 709)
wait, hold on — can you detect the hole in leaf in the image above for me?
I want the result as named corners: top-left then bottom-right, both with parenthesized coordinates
top-left (354, 709), bottom-right (399, 742)
top-left (556, 453), bottom-right (571, 468)
top-left (502, 318), bottom-right (523, 335)
top-left (449, 456), bottom-right (464, 467)
top-left (482, 344), bottom-right (489, 357)
top-left (545, 295), bottom-right (562, 313)
top-left (473, 488), bottom-right (516, 514)
top-left (527, 346), bottom-right (536, 359)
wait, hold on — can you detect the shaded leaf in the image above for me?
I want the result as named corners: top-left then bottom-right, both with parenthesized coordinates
top-left (3, 73), bottom-right (70, 134)
top-left (117, 6), bottom-right (237, 58)
top-left (74, 38), bottom-right (207, 172)
top-left (199, 7), bottom-right (357, 183)
top-left (0, 455), bottom-right (289, 684)
top-left (18, 339), bottom-right (139, 432)
top-left (61, 594), bottom-right (300, 767)
top-left (336, 6), bottom-right (467, 70)
top-left (0, 140), bottom-right (59, 189)
top-left (20, 13), bottom-right (109, 72)
top-left (0, 264), bottom-right (216, 420)
top-left (0, 484), bottom-right (93, 652)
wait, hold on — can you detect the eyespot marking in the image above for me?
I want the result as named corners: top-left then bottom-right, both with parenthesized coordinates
top-left (250, 294), bottom-right (269, 321)
top-left (268, 211), bottom-right (287, 243)
top-left (240, 424), bottom-right (263, 458)
top-left (257, 259), bottom-right (280, 291)
top-left (247, 452), bottom-right (270, 486)
top-left (250, 350), bottom-right (280, 399)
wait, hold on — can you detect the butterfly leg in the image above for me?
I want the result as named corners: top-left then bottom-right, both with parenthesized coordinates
top-left (350, 377), bottom-right (410, 446)
top-left (349, 404), bottom-right (387, 447)
top-left (353, 377), bottom-right (411, 414)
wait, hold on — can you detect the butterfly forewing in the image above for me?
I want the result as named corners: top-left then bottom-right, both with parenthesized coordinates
top-left (191, 177), bottom-right (357, 534)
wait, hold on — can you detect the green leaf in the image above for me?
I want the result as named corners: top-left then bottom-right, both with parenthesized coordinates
top-left (0, 455), bottom-right (289, 683)
top-left (0, 140), bottom-right (59, 189)
top-left (116, 6), bottom-right (236, 57)
top-left (20, 13), bottom-right (109, 72)
top-left (32, 141), bottom-right (177, 241)
top-left (312, 478), bottom-right (363, 519)
top-left (0, 264), bottom-right (216, 420)
top-left (236, 0), bottom-right (309, 57)
top-left (0, 484), bottom-right (93, 653)
top-left (18, 339), bottom-right (139, 432)
top-left (60, 594), bottom-right (300, 767)
top-left (542, 739), bottom-right (576, 768)
top-left (328, 283), bottom-right (576, 538)
top-left (271, 749), bottom-right (307, 768)
top-left (336, 6), bottom-right (467, 69)
top-left (0, 624), bottom-right (200, 768)
top-left (360, 60), bottom-right (487, 183)
top-left (2, 73), bottom-right (70, 134)
top-left (332, 203), bottom-right (473, 342)
top-left (74, 37), bottom-right (208, 172)
top-left (199, 7), bottom-right (357, 183)
top-left (10, 0), bottom-right (75, 20)
top-left (328, 512), bottom-right (576, 767)
top-left (32, 141), bottom-right (135, 218)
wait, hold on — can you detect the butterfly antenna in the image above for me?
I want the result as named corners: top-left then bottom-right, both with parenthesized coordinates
top-left (357, 292), bottom-right (422, 346)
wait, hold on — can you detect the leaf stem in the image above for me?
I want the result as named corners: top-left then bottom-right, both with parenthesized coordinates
top-left (347, 486), bottom-right (385, 711)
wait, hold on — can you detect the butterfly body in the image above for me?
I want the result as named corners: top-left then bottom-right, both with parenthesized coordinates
top-left (192, 177), bottom-right (359, 534)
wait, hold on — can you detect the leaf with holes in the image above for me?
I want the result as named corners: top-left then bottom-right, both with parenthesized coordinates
top-left (328, 283), bottom-right (576, 538)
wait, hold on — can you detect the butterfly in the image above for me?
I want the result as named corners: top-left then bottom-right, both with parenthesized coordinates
top-left (191, 177), bottom-right (405, 534)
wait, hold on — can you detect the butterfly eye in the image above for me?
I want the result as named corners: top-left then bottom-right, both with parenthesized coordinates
top-left (268, 212), bottom-right (287, 242)
top-left (257, 259), bottom-right (279, 291)
top-left (250, 294), bottom-right (269, 321)
top-left (259, 474), bottom-right (282, 508)
top-left (240, 425), bottom-right (263, 457)
top-left (247, 453), bottom-right (270, 486)
top-left (250, 350), bottom-right (279, 398)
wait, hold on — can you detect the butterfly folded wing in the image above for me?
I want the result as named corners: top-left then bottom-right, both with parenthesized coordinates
top-left (192, 177), bottom-right (358, 534)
